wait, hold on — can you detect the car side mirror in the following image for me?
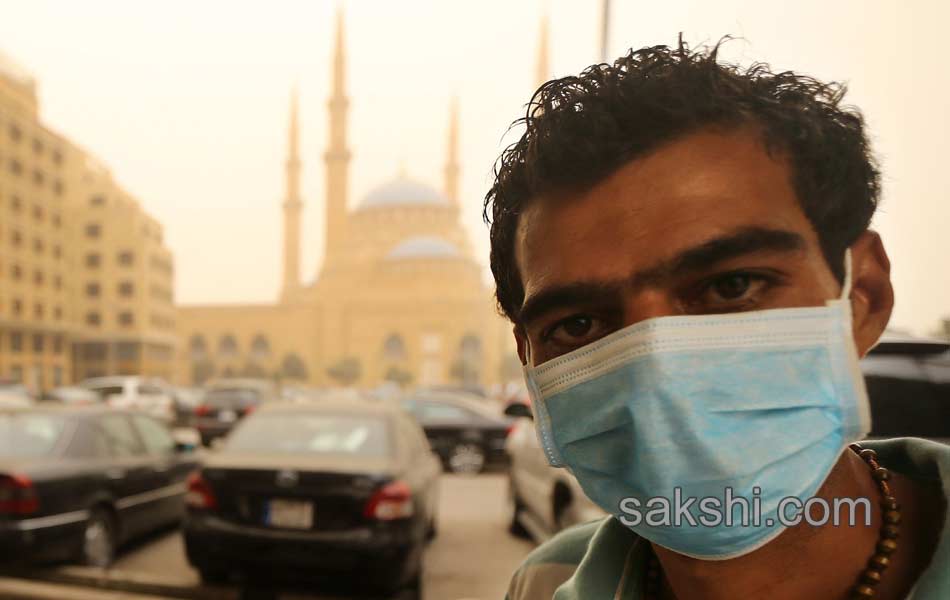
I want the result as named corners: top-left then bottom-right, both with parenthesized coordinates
top-left (504, 402), bottom-right (533, 420)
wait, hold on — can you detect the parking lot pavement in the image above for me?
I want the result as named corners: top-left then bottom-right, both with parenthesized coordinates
top-left (101, 473), bottom-right (536, 599)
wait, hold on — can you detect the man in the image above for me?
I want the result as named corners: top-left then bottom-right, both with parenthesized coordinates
top-left (485, 41), bottom-right (948, 599)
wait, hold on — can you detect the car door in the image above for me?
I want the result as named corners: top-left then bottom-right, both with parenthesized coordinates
top-left (131, 414), bottom-right (194, 527)
top-left (398, 415), bottom-right (441, 530)
top-left (509, 416), bottom-right (556, 528)
top-left (97, 413), bottom-right (164, 540)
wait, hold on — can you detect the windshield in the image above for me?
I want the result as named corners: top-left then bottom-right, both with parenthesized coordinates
top-left (0, 413), bottom-right (67, 458)
top-left (225, 413), bottom-right (390, 457)
top-left (204, 388), bottom-right (262, 409)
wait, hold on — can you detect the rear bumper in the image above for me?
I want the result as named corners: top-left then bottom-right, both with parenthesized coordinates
top-left (183, 512), bottom-right (420, 587)
top-left (0, 512), bottom-right (87, 564)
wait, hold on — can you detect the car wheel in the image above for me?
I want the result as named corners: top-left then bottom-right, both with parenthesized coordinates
top-left (80, 507), bottom-right (116, 568)
top-left (447, 442), bottom-right (485, 474)
top-left (507, 479), bottom-right (530, 538)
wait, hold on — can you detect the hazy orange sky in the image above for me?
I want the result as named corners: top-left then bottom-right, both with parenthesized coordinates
top-left (2, 0), bottom-right (947, 335)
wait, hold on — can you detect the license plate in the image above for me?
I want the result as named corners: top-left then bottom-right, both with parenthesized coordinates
top-left (266, 499), bottom-right (313, 529)
top-left (218, 410), bottom-right (237, 423)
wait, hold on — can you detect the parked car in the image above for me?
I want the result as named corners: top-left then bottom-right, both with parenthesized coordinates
top-left (0, 406), bottom-right (199, 567)
top-left (79, 376), bottom-right (177, 424)
top-left (183, 399), bottom-right (440, 598)
top-left (193, 379), bottom-right (279, 446)
top-left (862, 332), bottom-right (950, 442)
top-left (0, 382), bottom-right (32, 408)
top-left (43, 386), bottom-right (101, 406)
top-left (401, 391), bottom-right (511, 474)
top-left (503, 403), bottom-right (607, 543)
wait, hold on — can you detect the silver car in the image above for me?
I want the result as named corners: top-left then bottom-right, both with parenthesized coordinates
top-left (503, 404), bottom-right (606, 542)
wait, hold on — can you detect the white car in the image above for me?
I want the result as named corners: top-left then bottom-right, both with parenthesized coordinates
top-left (0, 382), bottom-right (33, 408)
top-left (80, 376), bottom-right (177, 423)
top-left (503, 403), bottom-right (607, 542)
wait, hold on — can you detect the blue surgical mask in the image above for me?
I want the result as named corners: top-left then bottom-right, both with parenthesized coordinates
top-left (523, 253), bottom-right (870, 559)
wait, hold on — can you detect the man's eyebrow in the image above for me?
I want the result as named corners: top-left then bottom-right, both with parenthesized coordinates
top-left (660, 226), bottom-right (805, 278)
top-left (517, 227), bottom-right (804, 326)
top-left (517, 281), bottom-right (623, 327)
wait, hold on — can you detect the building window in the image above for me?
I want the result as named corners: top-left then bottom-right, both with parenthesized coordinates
top-left (118, 312), bottom-right (134, 327)
top-left (118, 251), bottom-right (134, 266)
top-left (52, 150), bottom-right (62, 165)
top-left (52, 244), bottom-right (62, 258)
top-left (80, 343), bottom-right (107, 361)
top-left (32, 334), bottom-right (44, 353)
top-left (34, 303), bottom-right (43, 319)
top-left (53, 306), bottom-right (62, 321)
top-left (118, 281), bottom-right (134, 297)
top-left (218, 335), bottom-right (239, 359)
top-left (116, 342), bottom-right (140, 360)
top-left (33, 238), bottom-right (43, 254)
top-left (10, 366), bottom-right (22, 383)
top-left (11, 195), bottom-right (22, 212)
top-left (85, 223), bottom-right (101, 238)
top-left (11, 265), bottom-right (22, 280)
top-left (85, 253), bottom-right (100, 268)
top-left (32, 170), bottom-right (44, 186)
top-left (51, 214), bottom-right (61, 228)
top-left (90, 195), bottom-right (105, 206)
top-left (52, 180), bottom-right (63, 196)
top-left (53, 275), bottom-right (62, 290)
top-left (10, 332), bottom-right (22, 352)
top-left (86, 312), bottom-right (101, 327)
top-left (9, 124), bottom-right (21, 142)
top-left (11, 299), bottom-right (22, 316)
top-left (33, 270), bottom-right (43, 286)
top-left (11, 230), bottom-right (22, 247)
top-left (32, 205), bottom-right (43, 221)
top-left (32, 139), bottom-right (43, 155)
top-left (9, 159), bottom-right (22, 175)
top-left (86, 282), bottom-right (100, 297)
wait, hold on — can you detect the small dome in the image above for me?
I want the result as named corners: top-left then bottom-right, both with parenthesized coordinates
top-left (361, 176), bottom-right (449, 209)
top-left (386, 236), bottom-right (461, 260)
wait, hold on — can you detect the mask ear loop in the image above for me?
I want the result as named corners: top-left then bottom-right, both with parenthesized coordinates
top-left (840, 249), bottom-right (853, 300)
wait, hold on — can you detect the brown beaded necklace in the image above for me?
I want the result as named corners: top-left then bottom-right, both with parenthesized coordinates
top-left (641, 443), bottom-right (901, 599)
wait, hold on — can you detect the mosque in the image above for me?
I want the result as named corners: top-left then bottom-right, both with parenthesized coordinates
top-left (174, 10), bottom-right (550, 389)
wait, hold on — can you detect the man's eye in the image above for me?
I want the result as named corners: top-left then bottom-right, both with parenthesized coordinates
top-left (542, 315), bottom-right (607, 348)
top-left (698, 272), bottom-right (771, 307)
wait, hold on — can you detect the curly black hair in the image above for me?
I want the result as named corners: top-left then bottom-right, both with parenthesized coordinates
top-left (483, 38), bottom-right (880, 323)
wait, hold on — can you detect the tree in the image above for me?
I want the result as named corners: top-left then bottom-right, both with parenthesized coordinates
top-left (384, 365), bottom-right (413, 387)
top-left (191, 358), bottom-right (216, 385)
top-left (327, 357), bottom-right (362, 386)
top-left (280, 354), bottom-right (309, 381)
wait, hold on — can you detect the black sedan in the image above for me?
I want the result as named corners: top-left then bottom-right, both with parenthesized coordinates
top-left (0, 406), bottom-right (198, 567)
top-left (401, 391), bottom-right (512, 474)
top-left (184, 398), bottom-right (441, 598)
top-left (193, 380), bottom-right (277, 446)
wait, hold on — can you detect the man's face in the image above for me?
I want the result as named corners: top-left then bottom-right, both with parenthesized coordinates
top-left (514, 127), bottom-right (884, 366)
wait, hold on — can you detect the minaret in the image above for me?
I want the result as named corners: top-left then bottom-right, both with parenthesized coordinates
top-left (281, 87), bottom-right (303, 299)
top-left (443, 97), bottom-right (460, 207)
top-left (535, 12), bottom-right (550, 90)
top-left (323, 6), bottom-right (350, 271)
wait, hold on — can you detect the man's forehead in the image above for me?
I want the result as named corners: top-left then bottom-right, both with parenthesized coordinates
top-left (514, 128), bottom-right (813, 294)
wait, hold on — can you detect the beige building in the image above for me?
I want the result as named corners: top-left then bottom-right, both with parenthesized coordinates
top-left (0, 52), bottom-right (176, 391)
top-left (176, 11), bottom-right (518, 389)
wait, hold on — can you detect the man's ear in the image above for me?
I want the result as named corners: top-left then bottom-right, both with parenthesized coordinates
top-left (848, 230), bottom-right (894, 357)
top-left (514, 325), bottom-right (529, 366)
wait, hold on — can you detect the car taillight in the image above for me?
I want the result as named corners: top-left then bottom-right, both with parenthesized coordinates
top-left (363, 481), bottom-right (414, 521)
top-left (243, 404), bottom-right (257, 416)
top-left (0, 474), bottom-right (39, 515)
top-left (194, 405), bottom-right (211, 417)
top-left (185, 471), bottom-right (217, 510)
top-left (506, 423), bottom-right (516, 436)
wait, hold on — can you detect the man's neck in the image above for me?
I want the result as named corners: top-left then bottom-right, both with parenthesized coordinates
top-left (652, 448), bottom-right (943, 600)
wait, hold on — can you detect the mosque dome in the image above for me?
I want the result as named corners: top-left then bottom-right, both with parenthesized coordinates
top-left (361, 175), bottom-right (450, 209)
top-left (386, 236), bottom-right (461, 260)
